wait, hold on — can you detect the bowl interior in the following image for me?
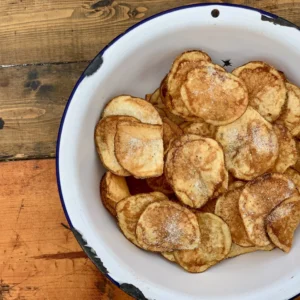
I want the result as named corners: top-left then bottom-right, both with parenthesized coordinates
top-left (58, 4), bottom-right (300, 300)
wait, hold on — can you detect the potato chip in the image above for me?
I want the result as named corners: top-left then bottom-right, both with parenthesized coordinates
top-left (180, 121), bottom-right (216, 138)
top-left (161, 252), bottom-right (176, 262)
top-left (215, 182), bottom-right (253, 247)
top-left (284, 168), bottom-right (300, 191)
top-left (116, 192), bottom-right (168, 246)
top-left (272, 123), bottom-right (297, 173)
top-left (292, 140), bottom-right (300, 172)
top-left (174, 213), bottom-right (232, 273)
top-left (136, 201), bottom-right (200, 252)
top-left (100, 172), bottom-right (130, 215)
top-left (162, 117), bottom-right (183, 152)
top-left (266, 195), bottom-right (300, 252)
top-left (239, 173), bottom-right (298, 246)
top-left (233, 61), bottom-right (287, 122)
top-left (216, 107), bottom-right (279, 180)
top-left (115, 121), bottom-right (164, 178)
top-left (166, 137), bottom-right (228, 208)
top-left (95, 116), bottom-right (138, 176)
top-left (146, 174), bottom-right (173, 195)
top-left (102, 95), bottom-right (162, 125)
top-left (278, 82), bottom-right (300, 137)
top-left (227, 243), bottom-right (275, 258)
top-left (181, 64), bottom-right (248, 125)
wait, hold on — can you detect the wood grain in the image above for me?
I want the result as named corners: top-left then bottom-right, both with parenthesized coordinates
top-left (0, 159), bottom-right (132, 300)
top-left (0, 62), bottom-right (88, 161)
top-left (1, 0), bottom-right (300, 65)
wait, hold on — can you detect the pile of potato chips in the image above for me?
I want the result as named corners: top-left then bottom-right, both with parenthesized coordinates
top-left (95, 50), bottom-right (300, 273)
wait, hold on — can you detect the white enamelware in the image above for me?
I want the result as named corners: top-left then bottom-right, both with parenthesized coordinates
top-left (57, 4), bottom-right (300, 300)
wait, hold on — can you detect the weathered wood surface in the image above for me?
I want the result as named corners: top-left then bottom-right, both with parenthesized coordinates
top-left (0, 159), bottom-right (132, 300)
top-left (1, 0), bottom-right (300, 66)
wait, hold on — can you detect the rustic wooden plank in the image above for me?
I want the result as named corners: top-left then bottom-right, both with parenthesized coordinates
top-left (0, 159), bottom-right (132, 300)
top-left (0, 62), bottom-right (88, 161)
top-left (1, 0), bottom-right (300, 65)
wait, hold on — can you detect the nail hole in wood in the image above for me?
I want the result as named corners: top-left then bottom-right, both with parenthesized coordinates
top-left (211, 9), bottom-right (220, 18)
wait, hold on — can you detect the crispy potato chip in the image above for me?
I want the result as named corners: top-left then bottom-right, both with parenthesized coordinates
top-left (284, 168), bottom-right (300, 191)
top-left (292, 140), bottom-right (300, 173)
top-left (215, 182), bottom-right (253, 247)
top-left (95, 116), bottom-right (139, 176)
top-left (136, 201), bottom-right (200, 252)
top-left (198, 198), bottom-right (218, 214)
top-left (161, 252), bottom-right (176, 262)
top-left (116, 192), bottom-right (168, 246)
top-left (102, 95), bottom-right (162, 125)
top-left (162, 117), bottom-right (183, 152)
top-left (266, 195), bottom-right (300, 252)
top-left (227, 243), bottom-right (275, 258)
top-left (174, 213), bottom-right (232, 273)
top-left (180, 121), bottom-right (216, 138)
top-left (165, 137), bottom-right (228, 208)
top-left (233, 61), bottom-right (287, 122)
top-left (181, 64), bottom-right (248, 125)
top-left (278, 83), bottom-right (300, 137)
top-left (146, 174), bottom-right (173, 195)
top-left (115, 121), bottom-right (164, 178)
top-left (239, 173), bottom-right (298, 246)
top-left (100, 172), bottom-right (130, 217)
top-left (272, 123), bottom-right (297, 173)
top-left (148, 88), bottom-right (162, 106)
top-left (166, 51), bottom-right (212, 119)
top-left (216, 107), bottom-right (279, 180)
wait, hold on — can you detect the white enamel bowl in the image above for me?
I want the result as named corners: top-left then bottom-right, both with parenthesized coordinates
top-left (57, 4), bottom-right (300, 300)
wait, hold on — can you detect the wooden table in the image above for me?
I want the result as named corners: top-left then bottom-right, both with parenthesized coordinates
top-left (1, 1), bottom-right (300, 299)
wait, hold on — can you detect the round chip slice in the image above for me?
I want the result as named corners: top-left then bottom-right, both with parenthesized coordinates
top-left (95, 116), bottom-right (139, 176)
top-left (266, 195), bottom-right (300, 252)
top-left (272, 123), bottom-right (297, 173)
top-left (166, 138), bottom-right (228, 208)
top-left (239, 173), bottom-right (298, 246)
top-left (174, 213), bottom-right (232, 273)
top-left (115, 121), bottom-right (164, 178)
top-left (166, 51), bottom-right (212, 119)
top-left (100, 172), bottom-right (130, 217)
top-left (227, 243), bottom-right (275, 259)
top-left (162, 117), bottom-right (183, 152)
top-left (216, 107), bottom-right (279, 180)
top-left (136, 201), bottom-right (200, 252)
top-left (180, 64), bottom-right (248, 125)
top-left (116, 192), bottom-right (168, 247)
top-left (233, 61), bottom-right (287, 122)
top-left (102, 95), bottom-right (162, 125)
top-left (277, 83), bottom-right (300, 137)
top-left (215, 182), bottom-right (253, 247)
top-left (180, 121), bottom-right (216, 138)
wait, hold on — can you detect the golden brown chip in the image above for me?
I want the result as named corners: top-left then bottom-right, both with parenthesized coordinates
top-left (161, 252), bottom-right (176, 262)
top-left (146, 174), bottom-right (173, 195)
top-left (180, 64), bottom-right (248, 125)
top-left (100, 172), bottom-right (131, 217)
top-left (227, 243), bottom-right (275, 258)
top-left (216, 107), bottom-right (279, 180)
top-left (162, 117), bottom-right (183, 152)
top-left (215, 182), bottom-right (253, 247)
top-left (174, 213), bottom-right (232, 273)
top-left (165, 137), bottom-right (228, 208)
top-left (272, 123), bottom-right (297, 173)
top-left (148, 88), bottom-right (162, 106)
top-left (198, 198), bottom-right (218, 214)
top-left (116, 192), bottom-right (168, 246)
top-left (266, 195), bottom-right (300, 252)
top-left (284, 168), bottom-right (300, 191)
top-left (233, 61), bottom-right (287, 122)
top-left (115, 121), bottom-right (164, 178)
top-left (239, 173), bottom-right (298, 246)
top-left (166, 51), bottom-right (212, 119)
top-left (278, 83), bottom-right (300, 137)
top-left (292, 140), bottom-right (300, 173)
top-left (136, 200), bottom-right (200, 252)
top-left (95, 116), bottom-right (139, 176)
top-left (102, 95), bottom-right (162, 125)
top-left (180, 121), bottom-right (216, 138)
